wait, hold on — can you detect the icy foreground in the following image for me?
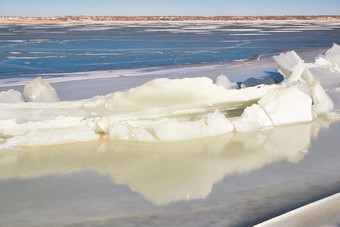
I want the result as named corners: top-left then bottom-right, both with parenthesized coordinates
top-left (1, 44), bottom-right (340, 148)
top-left (0, 122), bottom-right (322, 206)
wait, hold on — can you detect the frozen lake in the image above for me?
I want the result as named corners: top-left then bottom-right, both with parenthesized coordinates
top-left (1, 20), bottom-right (340, 85)
top-left (1, 21), bottom-right (340, 226)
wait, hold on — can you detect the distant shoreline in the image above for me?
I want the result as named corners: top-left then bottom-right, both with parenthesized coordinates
top-left (1, 15), bottom-right (340, 23)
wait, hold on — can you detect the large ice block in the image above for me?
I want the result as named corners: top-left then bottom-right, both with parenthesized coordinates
top-left (273, 51), bottom-right (315, 85)
top-left (314, 43), bottom-right (340, 73)
top-left (23, 77), bottom-right (60, 102)
top-left (311, 81), bottom-right (334, 117)
top-left (259, 86), bottom-right (313, 126)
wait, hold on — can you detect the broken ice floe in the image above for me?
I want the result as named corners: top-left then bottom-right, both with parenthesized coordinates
top-left (314, 43), bottom-right (340, 73)
top-left (0, 44), bottom-right (339, 148)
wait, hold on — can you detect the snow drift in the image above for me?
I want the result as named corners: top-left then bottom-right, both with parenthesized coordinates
top-left (0, 44), bottom-right (339, 148)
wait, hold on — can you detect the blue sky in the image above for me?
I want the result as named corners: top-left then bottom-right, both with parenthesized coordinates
top-left (1, 0), bottom-right (340, 17)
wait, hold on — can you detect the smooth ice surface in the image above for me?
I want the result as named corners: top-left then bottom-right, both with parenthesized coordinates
top-left (1, 21), bottom-right (339, 86)
top-left (0, 121), bottom-right (321, 205)
top-left (23, 76), bottom-right (60, 102)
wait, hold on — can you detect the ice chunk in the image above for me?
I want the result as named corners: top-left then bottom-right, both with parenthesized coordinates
top-left (0, 89), bottom-right (23, 103)
top-left (273, 51), bottom-right (315, 85)
top-left (152, 109), bottom-right (233, 142)
top-left (326, 43), bottom-right (340, 60)
top-left (109, 123), bottom-right (157, 142)
top-left (311, 81), bottom-right (334, 117)
top-left (206, 109), bottom-right (235, 134)
top-left (1, 126), bottom-right (99, 148)
top-left (314, 56), bottom-right (335, 70)
top-left (258, 86), bottom-right (312, 126)
top-left (273, 51), bottom-right (304, 78)
top-left (152, 119), bottom-right (207, 142)
top-left (216, 75), bottom-right (238, 89)
top-left (314, 43), bottom-right (340, 73)
top-left (273, 48), bottom-right (335, 118)
top-left (92, 118), bottom-right (110, 134)
top-left (23, 76), bottom-right (60, 102)
top-left (233, 104), bottom-right (273, 132)
top-left (324, 43), bottom-right (340, 71)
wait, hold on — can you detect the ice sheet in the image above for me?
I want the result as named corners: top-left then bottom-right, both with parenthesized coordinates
top-left (0, 45), bottom-right (339, 148)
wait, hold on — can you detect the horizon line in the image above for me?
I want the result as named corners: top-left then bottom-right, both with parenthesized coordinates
top-left (1, 15), bottom-right (340, 18)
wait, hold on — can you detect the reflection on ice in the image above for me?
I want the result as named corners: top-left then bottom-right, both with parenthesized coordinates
top-left (0, 120), bottom-right (329, 205)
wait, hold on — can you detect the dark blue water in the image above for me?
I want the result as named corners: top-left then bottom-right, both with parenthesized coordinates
top-left (0, 21), bottom-right (339, 81)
